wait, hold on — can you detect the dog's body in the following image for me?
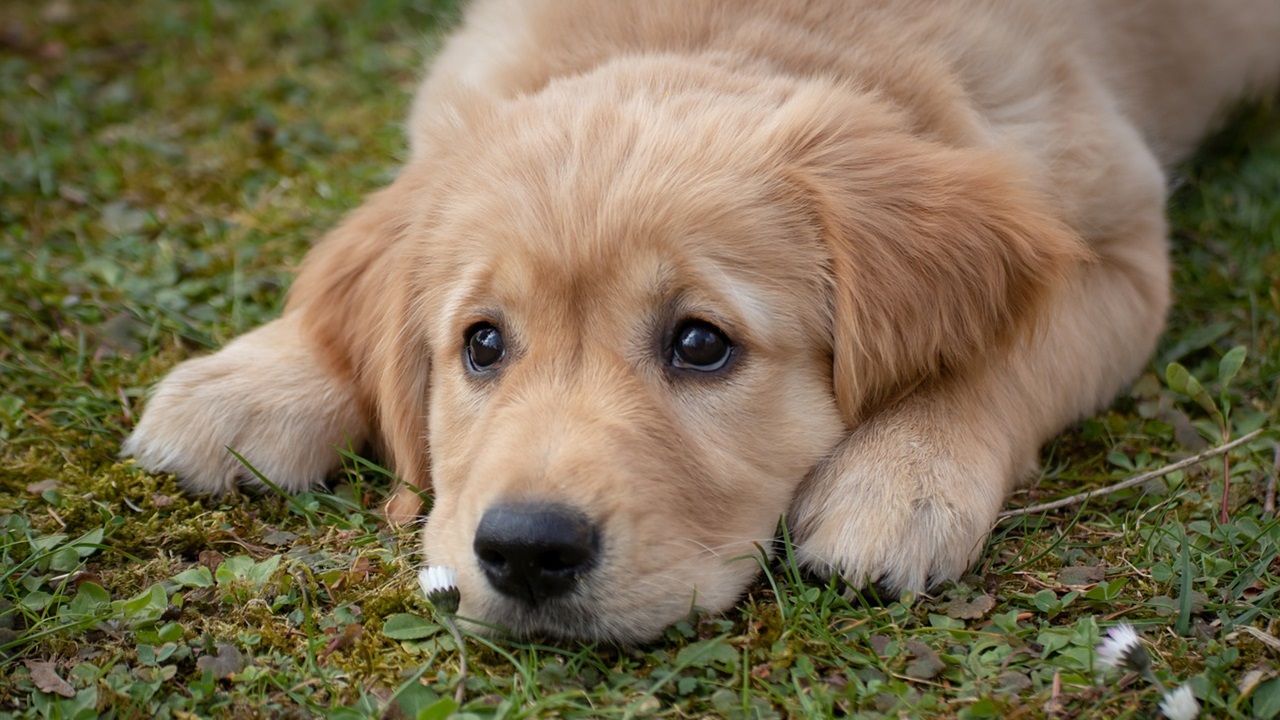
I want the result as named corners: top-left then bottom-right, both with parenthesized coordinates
top-left (124, 1), bottom-right (1280, 641)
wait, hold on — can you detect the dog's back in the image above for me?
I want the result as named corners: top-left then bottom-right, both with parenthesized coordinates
top-left (417, 0), bottom-right (1280, 165)
top-left (1082, 0), bottom-right (1280, 164)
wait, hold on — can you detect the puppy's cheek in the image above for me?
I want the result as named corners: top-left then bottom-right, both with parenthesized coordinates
top-left (698, 556), bottom-right (771, 613)
top-left (419, 493), bottom-right (464, 569)
top-left (659, 524), bottom-right (777, 614)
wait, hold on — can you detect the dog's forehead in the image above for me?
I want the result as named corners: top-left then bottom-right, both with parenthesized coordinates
top-left (418, 83), bottom-right (835, 348)
top-left (436, 236), bottom-right (773, 335)
top-left (433, 84), bottom-right (794, 246)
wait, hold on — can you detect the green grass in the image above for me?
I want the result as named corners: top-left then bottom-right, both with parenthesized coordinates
top-left (2, 1), bottom-right (1278, 717)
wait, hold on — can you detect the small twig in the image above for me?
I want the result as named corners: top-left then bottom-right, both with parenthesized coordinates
top-left (1000, 428), bottom-right (1267, 519)
top-left (1265, 443), bottom-right (1278, 517)
top-left (1043, 670), bottom-right (1064, 717)
top-left (1221, 428), bottom-right (1233, 525)
top-left (117, 385), bottom-right (133, 424)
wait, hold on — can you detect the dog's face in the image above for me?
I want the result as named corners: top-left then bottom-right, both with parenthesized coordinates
top-left (406, 66), bottom-right (844, 641)
top-left (371, 61), bottom-right (1082, 641)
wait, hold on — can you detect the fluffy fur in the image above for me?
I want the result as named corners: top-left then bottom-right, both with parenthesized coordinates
top-left (123, 0), bottom-right (1280, 642)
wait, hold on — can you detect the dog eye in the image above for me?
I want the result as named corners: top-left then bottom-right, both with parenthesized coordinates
top-left (465, 322), bottom-right (505, 371)
top-left (671, 320), bottom-right (732, 372)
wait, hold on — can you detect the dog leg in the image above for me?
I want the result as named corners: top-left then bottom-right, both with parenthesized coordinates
top-left (122, 313), bottom-right (369, 495)
top-left (789, 130), bottom-right (1173, 594)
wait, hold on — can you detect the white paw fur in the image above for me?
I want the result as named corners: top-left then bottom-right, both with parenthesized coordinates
top-left (789, 395), bottom-right (1025, 594)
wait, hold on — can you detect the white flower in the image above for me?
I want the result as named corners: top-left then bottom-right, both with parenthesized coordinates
top-left (1159, 684), bottom-right (1200, 720)
top-left (418, 566), bottom-right (460, 613)
top-left (1096, 623), bottom-right (1148, 673)
top-left (418, 565), bottom-right (458, 595)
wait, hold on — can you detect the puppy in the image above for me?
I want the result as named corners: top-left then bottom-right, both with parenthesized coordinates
top-left (124, 0), bottom-right (1280, 642)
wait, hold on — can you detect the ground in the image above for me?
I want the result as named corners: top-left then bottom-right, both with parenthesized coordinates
top-left (1, 1), bottom-right (1278, 717)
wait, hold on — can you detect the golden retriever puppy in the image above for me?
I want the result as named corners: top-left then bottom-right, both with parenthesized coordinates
top-left (124, 0), bottom-right (1280, 641)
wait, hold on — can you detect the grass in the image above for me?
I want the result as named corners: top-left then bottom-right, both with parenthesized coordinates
top-left (1, 1), bottom-right (1278, 717)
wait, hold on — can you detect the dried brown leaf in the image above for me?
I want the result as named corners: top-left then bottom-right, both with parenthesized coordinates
top-left (944, 593), bottom-right (996, 620)
top-left (25, 660), bottom-right (75, 698)
top-left (904, 640), bottom-right (944, 680)
top-left (195, 643), bottom-right (245, 679)
top-left (1057, 566), bottom-right (1105, 587)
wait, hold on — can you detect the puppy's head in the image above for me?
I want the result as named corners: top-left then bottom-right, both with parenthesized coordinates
top-left (369, 63), bottom-right (1084, 642)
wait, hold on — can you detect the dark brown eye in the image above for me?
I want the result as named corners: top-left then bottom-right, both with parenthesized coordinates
top-left (465, 322), bottom-right (505, 371)
top-left (671, 320), bottom-right (732, 372)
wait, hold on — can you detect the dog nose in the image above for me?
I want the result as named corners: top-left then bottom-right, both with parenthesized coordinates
top-left (473, 503), bottom-right (599, 605)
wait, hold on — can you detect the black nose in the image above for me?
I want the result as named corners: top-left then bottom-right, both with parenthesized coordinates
top-left (473, 503), bottom-right (600, 605)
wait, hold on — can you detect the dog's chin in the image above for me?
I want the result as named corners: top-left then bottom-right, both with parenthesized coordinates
top-left (457, 588), bottom-right (692, 645)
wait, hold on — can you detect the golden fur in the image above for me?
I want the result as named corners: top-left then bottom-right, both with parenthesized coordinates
top-left (124, 0), bottom-right (1280, 641)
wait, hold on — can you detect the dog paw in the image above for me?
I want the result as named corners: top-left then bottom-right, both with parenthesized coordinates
top-left (788, 398), bottom-right (1020, 595)
top-left (122, 317), bottom-right (368, 495)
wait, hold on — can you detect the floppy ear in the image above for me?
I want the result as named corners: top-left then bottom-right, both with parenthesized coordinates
top-left (365, 276), bottom-right (433, 523)
top-left (768, 85), bottom-right (1091, 424)
top-left (286, 173), bottom-right (434, 522)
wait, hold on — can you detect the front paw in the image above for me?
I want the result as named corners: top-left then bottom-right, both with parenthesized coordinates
top-left (788, 402), bottom-right (1022, 595)
top-left (122, 317), bottom-right (368, 495)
